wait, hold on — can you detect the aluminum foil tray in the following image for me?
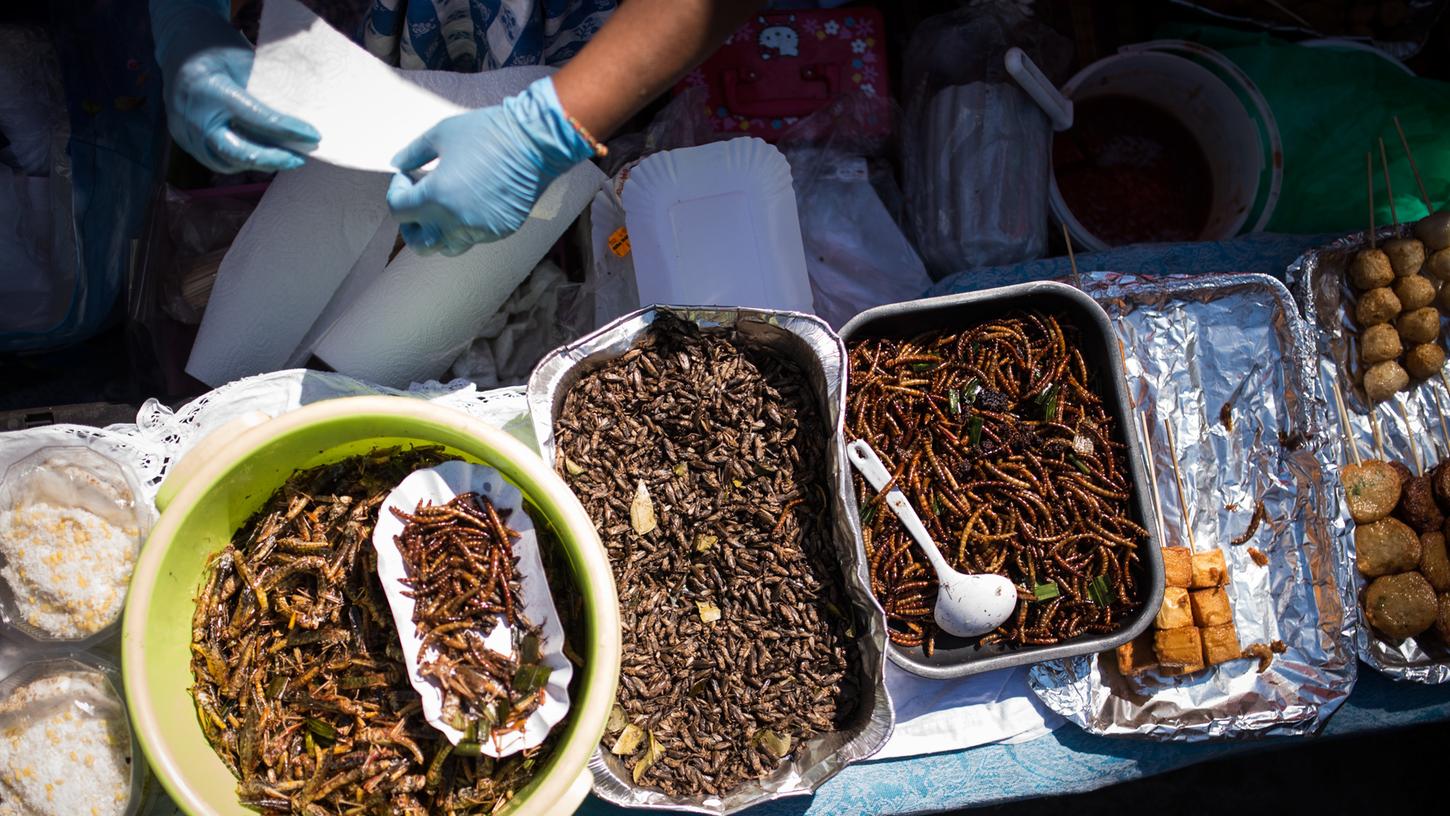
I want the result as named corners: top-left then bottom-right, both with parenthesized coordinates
top-left (1029, 272), bottom-right (1358, 739)
top-left (526, 306), bottom-right (892, 814)
top-left (1288, 229), bottom-right (1450, 683)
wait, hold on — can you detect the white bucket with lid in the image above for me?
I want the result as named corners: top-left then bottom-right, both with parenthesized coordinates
top-left (1049, 40), bottom-right (1282, 251)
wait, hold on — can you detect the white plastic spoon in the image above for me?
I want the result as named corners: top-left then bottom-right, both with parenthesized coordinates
top-left (847, 439), bottom-right (1018, 638)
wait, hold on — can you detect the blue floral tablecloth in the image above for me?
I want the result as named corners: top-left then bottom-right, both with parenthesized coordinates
top-left (580, 669), bottom-right (1450, 816)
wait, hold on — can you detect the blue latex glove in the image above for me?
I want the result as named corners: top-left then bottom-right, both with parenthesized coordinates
top-left (150, 0), bottom-right (319, 172)
top-left (387, 77), bottom-right (595, 256)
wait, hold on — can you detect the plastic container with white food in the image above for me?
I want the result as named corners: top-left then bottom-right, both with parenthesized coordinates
top-left (0, 654), bottom-right (149, 816)
top-left (0, 446), bottom-right (153, 646)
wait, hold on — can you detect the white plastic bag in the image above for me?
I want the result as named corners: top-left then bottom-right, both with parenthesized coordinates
top-left (787, 148), bottom-right (932, 328)
top-left (901, 8), bottom-right (1069, 277)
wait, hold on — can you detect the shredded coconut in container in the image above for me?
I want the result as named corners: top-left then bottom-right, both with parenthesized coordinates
top-left (0, 504), bottom-right (140, 638)
top-left (0, 668), bottom-right (134, 816)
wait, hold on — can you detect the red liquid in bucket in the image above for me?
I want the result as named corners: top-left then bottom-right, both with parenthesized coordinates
top-left (1053, 96), bottom-right (1213, 246)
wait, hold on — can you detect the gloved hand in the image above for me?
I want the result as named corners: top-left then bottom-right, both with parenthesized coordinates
top-left (387, 77), bottom-right (596, 256)
top-left (150, 0), bottom-right (319, 173)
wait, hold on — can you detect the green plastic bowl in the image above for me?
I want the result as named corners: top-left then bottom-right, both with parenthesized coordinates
top-left (121, 396), bottom-right (620, 816)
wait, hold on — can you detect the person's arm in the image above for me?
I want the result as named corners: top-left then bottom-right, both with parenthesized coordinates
top-left (388, 0), bottom-right (764, 256)
top-left (553, 0), bottom-right (764, 141)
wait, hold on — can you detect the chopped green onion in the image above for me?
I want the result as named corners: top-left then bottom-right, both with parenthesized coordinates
top-left (859, 502), bottom-right (877, 525)
top-left (1034, 384), bottom-right (1060, 421)
top-left (948, 388), bottom-right (961, 417)
top-left (963, 377), bottom-right (980, 404)
top-left (910, 361), bottom-right (935, 372)
top-left (1088, 575), bottom-right (1113, 606)
top-left (967, 415), bottom-right (983, 446)
top-left (930, 493), bottom-right (944, 516)
top-left (453, 742), bottom-right (483, 758)
top-left (1032, 581), bottom-right (1060, 601)
top-left (1067, 452), bottom-right (1091, 474)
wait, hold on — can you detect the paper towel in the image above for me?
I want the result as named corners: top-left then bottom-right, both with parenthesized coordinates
top-left (248, 0), bottom-right (467, 172)
top-left (872, 665), bottom-right (1064, 759)
top-left (185, 161), bottom-right (390, 386)
top-left (311, 160), bottom-right (605, 388)
top-left (284, 218), bottom-right (399, 367)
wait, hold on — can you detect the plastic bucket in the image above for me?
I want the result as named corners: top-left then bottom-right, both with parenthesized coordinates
top-left (1050, 40), bottom-right (1282, 251)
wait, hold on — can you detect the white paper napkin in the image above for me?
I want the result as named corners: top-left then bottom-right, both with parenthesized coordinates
top-left (873, 665), bottom-right (1064, 759)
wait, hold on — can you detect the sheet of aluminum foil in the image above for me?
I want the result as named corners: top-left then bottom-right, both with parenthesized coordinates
top-left (1029, 272), bottom-right (1358, 739)
top-left (1168, 0), bottom-right (1443, 60)
top-left (526, 306), bottom-right (893, 814)
top-left (1287, 228), bottom-right (1450, 683)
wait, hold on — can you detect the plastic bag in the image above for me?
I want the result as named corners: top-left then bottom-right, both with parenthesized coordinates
top-left (901, 7), bottom-right (1070, 278)
top-left (149, 186), bottom-right (262, 325)
top-left (786, 147), bottom-right (932, 328)
top-left (0, 25), bottom-right (77, 340)
top-left (3, 0), bottom-right (166, 352)
top-left (448, 260), bottom-right (590, 388)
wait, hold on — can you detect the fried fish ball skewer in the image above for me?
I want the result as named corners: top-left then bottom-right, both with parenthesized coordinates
top-left (1332, 376), bottom-right (1402, 522)
top-left (1361, 324), bottom-right (1402, 364)
top-left (1396, 117), bottom-right (1450, 254)
top-left (1365, 360), bottom-right (1410, 404)
top-left (1392, 116), bottom-right (1432, 212)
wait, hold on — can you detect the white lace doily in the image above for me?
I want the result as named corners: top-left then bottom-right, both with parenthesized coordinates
top-left (4, 369), bottom-right (532, 508)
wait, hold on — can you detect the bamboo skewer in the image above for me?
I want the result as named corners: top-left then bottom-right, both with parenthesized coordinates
top-left (1139, 412), bottom-right (1170, 548)
top-left (1331, 375), bottom-right (1363, 468)
top-left (1366, 151), bottom-right (1377, 249)
top-left (1162, 417), bottom-right (1197, 551)
top-left (1394, 401), bottom-right (1422, 475)
top-left (1431, 388), bottom-right (1450, 463)
top-left (1263, 0), bottom-right (1312, 27)
top-left (1369, 405), bottom-right (1387, 461)
top-left (1378, 138), bottom-right (1399, 227)
top-left (1392, 115), bottom-right (1433, 212)
top-left (1062, 222), bottom-right (1080, 280)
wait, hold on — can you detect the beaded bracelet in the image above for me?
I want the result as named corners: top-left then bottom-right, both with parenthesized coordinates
top-left (567, 114), bottom-right (609, 158)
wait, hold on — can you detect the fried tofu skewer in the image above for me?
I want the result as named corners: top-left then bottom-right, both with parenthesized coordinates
top-left (1139, 411), bottom-right (1169, 549)
top-left (1162, 417), bottom-right (1197, 552)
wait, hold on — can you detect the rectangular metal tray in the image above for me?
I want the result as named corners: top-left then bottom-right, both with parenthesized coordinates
top-left (526, 306), bottom-right (892, 814)
top-left (838, 280), bottom-right (1163, 679)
